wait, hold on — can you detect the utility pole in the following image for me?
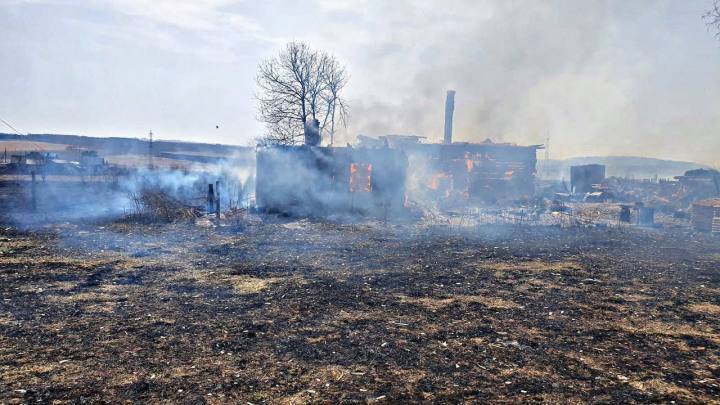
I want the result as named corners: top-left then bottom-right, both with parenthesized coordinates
top-left (148, 130), bottom-right (153, 170)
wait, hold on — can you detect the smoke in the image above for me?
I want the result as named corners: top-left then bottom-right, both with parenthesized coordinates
top-left (255, 146), bottom-right (407, 218)
top-left (316, 0), bottom-right (720, 165)
top-left (6, 153), bottom-right (255, 228)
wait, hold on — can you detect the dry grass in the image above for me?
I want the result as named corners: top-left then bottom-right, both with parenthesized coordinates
top-left (629, 379), bottom-right (693, 398)
top-left (687, 303), bottom-right (720, 315)
top-left (616, 320), bottom-right (720, 345)
top-left (228, 275), bottom-right (282, 294)
top-left (400, 295), bottom-right (521, 310)
top-left (0, 140), bottom-right (70, 152)
top-left (484, 259), bottom-right (582, 272)
top-left (104, 154), bottom-right (218, 171)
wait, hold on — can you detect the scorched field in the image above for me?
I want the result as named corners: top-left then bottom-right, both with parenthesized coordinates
top-left (1, 219), bottom-right (720, 403)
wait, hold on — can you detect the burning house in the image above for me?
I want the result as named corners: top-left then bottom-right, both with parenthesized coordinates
top-left (402, 140), bottom-right (542, 204)
top-left (358, 91), bottom-right (542, 205)
top-left (256, 123), bottom-right (408, 217)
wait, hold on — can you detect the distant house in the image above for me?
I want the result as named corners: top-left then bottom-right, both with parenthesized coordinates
top-left (79, 151), bottom-right (105, 174)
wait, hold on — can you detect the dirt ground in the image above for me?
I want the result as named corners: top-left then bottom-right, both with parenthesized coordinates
top-left (1, 215), bottom-right (719, 404)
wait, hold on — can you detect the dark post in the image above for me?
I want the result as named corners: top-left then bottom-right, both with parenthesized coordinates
top-left (619, 205), bottom-right (631, 223)
top-left (31, 170), bottom-right (37, 212)
top-left (215, 180), bottom-right (220, 218)
top-left (207, 184), bottom-right (215, 213)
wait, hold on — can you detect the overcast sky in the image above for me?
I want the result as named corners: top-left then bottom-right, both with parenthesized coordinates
top-left (2, 0), bottom-right (719, 164)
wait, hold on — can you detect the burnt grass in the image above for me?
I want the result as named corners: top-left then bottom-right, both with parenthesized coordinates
top-left (1, 219), bottom-right (720, 403)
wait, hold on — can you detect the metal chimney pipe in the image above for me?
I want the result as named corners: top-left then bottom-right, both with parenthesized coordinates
top-left (443, 90), bottom-right (455, 144)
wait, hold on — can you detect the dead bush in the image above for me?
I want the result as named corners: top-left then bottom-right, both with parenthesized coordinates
top-left (125, 189), bottom-right (200, 223)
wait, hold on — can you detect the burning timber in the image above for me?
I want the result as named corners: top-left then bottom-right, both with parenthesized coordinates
top-left (359, 135), bottom-right (542, 205)
top-left (256, 145), bottom-right (408, 217)
top-left (409, 140), bottom-right (542, 204)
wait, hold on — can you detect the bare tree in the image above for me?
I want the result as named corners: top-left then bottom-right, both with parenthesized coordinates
top-left (705, 0), bottom-right (720, 39)
top-left (256, 42), bottom-right (349, 145)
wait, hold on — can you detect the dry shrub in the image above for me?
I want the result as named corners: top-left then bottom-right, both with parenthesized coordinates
top-left (126, 189), bottom-right (200, 223)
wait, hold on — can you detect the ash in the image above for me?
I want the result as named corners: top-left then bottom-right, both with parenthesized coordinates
top-left (1, 213), bottom-right (719, 403)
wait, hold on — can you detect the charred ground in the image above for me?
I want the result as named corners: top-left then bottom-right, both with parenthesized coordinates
top-left (1, 217), bottom-right (720, 403)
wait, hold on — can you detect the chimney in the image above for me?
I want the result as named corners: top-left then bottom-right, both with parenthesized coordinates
top-left (443, 90), bottom-right (455, 144)
top-left (304, 118), bottom-right (321, 146)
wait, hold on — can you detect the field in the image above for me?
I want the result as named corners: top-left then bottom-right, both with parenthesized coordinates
top-left (0, 141), bottom-right (71, 153)
top-left (1, 216), bottom-right (719, 403)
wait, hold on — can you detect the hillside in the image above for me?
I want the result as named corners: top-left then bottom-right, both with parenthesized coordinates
top-left (0, 133), bottom-right (251, 157)
top-left (538, 156), bottom-right (712, 180)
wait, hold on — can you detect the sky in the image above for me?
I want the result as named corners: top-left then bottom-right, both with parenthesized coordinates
top-left (1, 0), bottom-right (720, 164)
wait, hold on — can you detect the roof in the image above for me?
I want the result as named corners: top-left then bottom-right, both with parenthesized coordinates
top-left (693, 198), bottom-right (720, 208)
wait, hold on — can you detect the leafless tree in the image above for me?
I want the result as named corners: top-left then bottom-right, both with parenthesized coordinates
top-left (256, 42), bottom-right (349, 145)
top-left (705, 0), bottom-right (720, 39)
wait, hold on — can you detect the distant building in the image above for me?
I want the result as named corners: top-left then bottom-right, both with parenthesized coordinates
top-left (692, 198), bottom-right (720, 232)
top-left (80, 151), bottom-right (105, 175)
top-left (675, 169), bottom-right (720, 202)
top-left (570, 164), bottom-right (606, 194)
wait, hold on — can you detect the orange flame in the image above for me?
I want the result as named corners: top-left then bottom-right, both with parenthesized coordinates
top-left (429, 172), bottom-right (449, 190)
top-left (464, 152), bottom-right (474, 173)
top-left (349, 163), bottom-right (372, 192)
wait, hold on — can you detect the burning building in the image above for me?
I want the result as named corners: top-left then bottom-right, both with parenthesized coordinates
top-left (356, 137), bottom-right (541, 204)
top-left (357, 91), bottom-right (542, 205)
top-left (256, 141), bottom-right (408, 217)
top-left (406, 140), bottom-right (541, 204)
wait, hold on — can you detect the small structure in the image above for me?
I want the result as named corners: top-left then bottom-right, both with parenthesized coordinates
top-left (691, 198), bottom-right (720, 233)
top-left (619, 205), bottom-right (632, 223)
top-left (571, 164), bottom-right (606, 194)
top-left (637, 207), bottom-right (655, 226)
top-left (675, 169), bottom-right (720, 204)
top-left (79, 150), bottom-right (105, 175)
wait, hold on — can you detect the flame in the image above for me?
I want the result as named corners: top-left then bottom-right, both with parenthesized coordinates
top-left (504, 170), bottom-right (514, 178)
top-left (428, 171), bottom-right (455, 199)
top-left (429, 172), bottom-right (449, 190)
top-left (349, 162), bottom-right (372, 192)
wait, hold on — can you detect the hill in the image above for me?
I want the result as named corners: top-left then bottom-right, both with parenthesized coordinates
top-left (538, 156), bottom-right (712, 180)
top-left (0, 133), bottom-right (251, 157)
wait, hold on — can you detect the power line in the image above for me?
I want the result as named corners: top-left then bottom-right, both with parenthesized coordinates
top-left (0, 117), bottom-right (46, 154)
top-left (0, 117), bottom-right (24, 136)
